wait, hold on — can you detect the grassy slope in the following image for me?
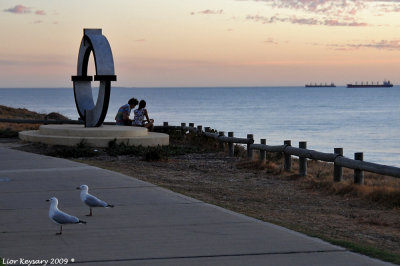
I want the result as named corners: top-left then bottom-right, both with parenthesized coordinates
top-left (0, 105), bottom-right (69, 137)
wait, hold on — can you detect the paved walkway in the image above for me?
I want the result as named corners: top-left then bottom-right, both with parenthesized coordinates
top-left (0, 146), bottom-right (393, 265)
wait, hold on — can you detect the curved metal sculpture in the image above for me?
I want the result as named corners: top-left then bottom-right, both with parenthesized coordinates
top-left (71, 29), bottom-right (116, 127)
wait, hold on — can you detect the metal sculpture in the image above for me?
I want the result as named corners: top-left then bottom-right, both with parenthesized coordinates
top-left (71, 29), bottom-right (117, 127)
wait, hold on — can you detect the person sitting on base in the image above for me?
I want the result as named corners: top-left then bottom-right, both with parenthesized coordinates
top-left (115, 98), bottom-right (138, 126)
top-left (132, 100), bottom-right (154, 131)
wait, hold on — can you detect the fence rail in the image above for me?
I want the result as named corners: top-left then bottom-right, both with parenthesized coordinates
top-left (2, 118), bottom-right (399, 182)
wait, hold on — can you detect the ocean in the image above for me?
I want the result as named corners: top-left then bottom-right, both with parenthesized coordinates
top-left (1, 86), bottom-right (399, 167)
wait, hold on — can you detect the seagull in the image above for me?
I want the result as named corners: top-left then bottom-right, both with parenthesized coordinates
top-left (46, 197), bottom-right (86, 235)
top-left (77, 184), bottom-right (114, 216)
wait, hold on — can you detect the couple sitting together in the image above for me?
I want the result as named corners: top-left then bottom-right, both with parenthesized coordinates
top-left (115, 97), bottom-right (154, 131)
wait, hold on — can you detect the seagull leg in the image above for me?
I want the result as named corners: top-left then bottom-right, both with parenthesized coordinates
top-left (56, 225), bottom-right (62, 235)
top-left (86, 208), bottom-right (92, 216)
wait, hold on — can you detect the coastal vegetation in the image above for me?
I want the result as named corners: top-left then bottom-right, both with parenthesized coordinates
top-left (1, 105), bottom-right (399, 264)
top-left (0, 105), bottom-right (68, 137)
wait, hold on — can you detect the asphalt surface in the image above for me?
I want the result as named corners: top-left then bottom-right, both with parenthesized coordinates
top-left (0, 145), bottom-right (394, 265)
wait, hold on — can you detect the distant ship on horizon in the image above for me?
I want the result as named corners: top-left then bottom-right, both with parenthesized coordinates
top-left (305, 82), bottom-right (336, 88)
top-left (347, 80), bottom-right (393, 88)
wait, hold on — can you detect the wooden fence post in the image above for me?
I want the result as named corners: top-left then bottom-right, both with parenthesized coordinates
top-left (181, 123), bottom-right (186, 135)
top-left (284, 140), bottom-right (292, 171)
top-left (354, 152), bottom-right (364, 184)
top-left (189, 123), bottom-right (194, 128)
top-left (247, 134), bottom-right (254, 159)
top-left (334, 148), bottom-right (343, 182)
top-left (197, 125), bottom-right (202, 134)
top-left (219, 131), bottom-right (225, 150)
top-left (260, 139), bottom-right (266, 163)
top-left (205, 127), bottom-right (210, 132)
top-left (299, 141), bottom-right (307, 176)
top-left (163, 122), bottom-right (168, 127)
top-left (228, 132), bottom-right (234, 157)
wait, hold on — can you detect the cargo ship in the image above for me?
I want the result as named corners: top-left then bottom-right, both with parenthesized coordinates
top-left (347, 80), bottom-right (393, 88)
top-left (305, 82), bottom-right (336, 88)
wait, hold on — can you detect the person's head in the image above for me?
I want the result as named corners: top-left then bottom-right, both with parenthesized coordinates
top-left (138, 100), bottom-right (146, 110)
top-left (128, 98), bottom-right (138, 108)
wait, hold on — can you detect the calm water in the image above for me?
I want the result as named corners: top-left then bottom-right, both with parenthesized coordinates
top-left (1, 86), bottom-right (399, 166)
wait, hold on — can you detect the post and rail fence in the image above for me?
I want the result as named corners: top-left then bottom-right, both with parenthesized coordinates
top-left (2, 118), bottom-right (400, 183)
top-left (156, 122), bottom-right (400, 184)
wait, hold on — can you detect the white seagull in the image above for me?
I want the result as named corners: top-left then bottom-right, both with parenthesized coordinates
top-left (46, 197), bottom-right (86, 235)
top-left (77, 184), bottom-right (114, 216)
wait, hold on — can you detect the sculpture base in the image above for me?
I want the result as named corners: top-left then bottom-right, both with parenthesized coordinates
top-left (19, 125), bottom-right (169, 148)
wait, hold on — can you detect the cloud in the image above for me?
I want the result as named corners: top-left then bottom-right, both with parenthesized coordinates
top-left (242, 0), bottom-right (400, 15)
top-left (243, 0), bottom-right (400, 27)
top-left (268, 0), bottom-right (366, 15)
top-left (291, 17), bottom-right (319, 25)
top-left (379, 5), bottom-right (400, 13)
top-left (35, 10), bottom-right (46, 16)
top-left (246, 15), bottom-right (367, 27)
top-left (323, 19), bottom-right (368, 27)
top-left (4, 5), bottom-right (47, 17)
top-left (4, 5), bottom-right (31, 14)
top-left (264, 37), bottom-right (278, 44)
top-left (191, 9), bottom-right (223, 15)
top-left (329, 39), bottom-right (400, 51)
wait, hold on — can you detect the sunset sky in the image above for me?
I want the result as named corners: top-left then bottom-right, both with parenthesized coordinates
top-left (1, 0), bottom-right (400, 87)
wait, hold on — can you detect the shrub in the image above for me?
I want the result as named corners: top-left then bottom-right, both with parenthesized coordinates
top-left (0, 128), bottom-right (19, 138)
top-left (48, 141), bottom-right (98, 158)
top-left (144, 148), bottom-right (163, 161)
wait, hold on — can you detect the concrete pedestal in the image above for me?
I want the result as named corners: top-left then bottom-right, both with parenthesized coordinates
top-left (19, 125), bottom-right (169, 147)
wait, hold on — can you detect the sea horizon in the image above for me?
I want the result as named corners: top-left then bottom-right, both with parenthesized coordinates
top-left (2, 84), bottom-right (397, 89)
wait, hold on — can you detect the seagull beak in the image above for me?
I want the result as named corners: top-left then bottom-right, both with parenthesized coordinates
top-left (46, 199), bottom-right (50, 202)
top-left (76, 187), bottom-right (80, 190)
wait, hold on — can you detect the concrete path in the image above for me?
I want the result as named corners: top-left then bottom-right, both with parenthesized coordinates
top-left (0, 147), bottom-right (393, 265)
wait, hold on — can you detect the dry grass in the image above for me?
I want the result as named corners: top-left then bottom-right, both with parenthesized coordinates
top-left (0, 105), bottom-right (46, 119)
top-left (0, 122), bottom-right (40, 131)
top-left (237, 152), bottom-right (400, 208)
top-left (306, 160), bottom-right (400, 207)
